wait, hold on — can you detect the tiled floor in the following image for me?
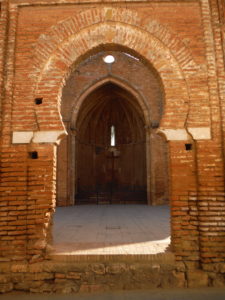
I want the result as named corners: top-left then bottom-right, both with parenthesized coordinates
top-left (53, 205), bottom-right (170, 255)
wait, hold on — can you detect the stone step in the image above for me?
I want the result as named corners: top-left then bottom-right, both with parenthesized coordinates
top-left (49, 251), bottom-right (175, 263)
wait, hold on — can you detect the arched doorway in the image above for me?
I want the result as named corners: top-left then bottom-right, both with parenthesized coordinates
top-left (75, 82), bottom-right (147, 204)
top-left (57, 50), bottom-right (169, 206)
top-left (20, 4), bottom-right (207, 264)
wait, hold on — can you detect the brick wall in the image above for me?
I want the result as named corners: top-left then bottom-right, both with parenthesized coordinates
top-left (0, 0), bottom-right (225, 289)
top-left (0, 0), bottom-right (8, 129)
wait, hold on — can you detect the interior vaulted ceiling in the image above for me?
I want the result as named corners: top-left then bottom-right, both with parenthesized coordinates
top-left (76, 83), bottom-right (145, 146)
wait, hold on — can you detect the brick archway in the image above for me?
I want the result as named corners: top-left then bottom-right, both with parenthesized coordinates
top-left (28, 10), bottom-right (196, 256)
top-left (33, 7), bottom-right (199, 81)
top-left (11, 7), bottom-right (205, 260)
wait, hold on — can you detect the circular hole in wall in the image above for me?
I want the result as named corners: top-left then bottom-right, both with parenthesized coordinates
top-left (103, 55), bottom-right (115, 64)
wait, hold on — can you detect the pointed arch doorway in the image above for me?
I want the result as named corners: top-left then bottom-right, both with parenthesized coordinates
top-left (75, 82), bottom-right (147, 204)
top-left (57, 50), bottom-right (169, 207)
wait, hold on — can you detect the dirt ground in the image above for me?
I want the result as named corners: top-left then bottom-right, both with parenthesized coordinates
top-left (1, 288), bottom-right (225, 300)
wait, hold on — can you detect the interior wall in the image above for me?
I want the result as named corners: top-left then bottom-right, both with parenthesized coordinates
top-left (151, 134), bottom-right (169, 205)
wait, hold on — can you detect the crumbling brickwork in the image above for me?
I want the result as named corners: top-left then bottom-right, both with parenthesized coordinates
top-left (0, 0), bottom-right (225, 294)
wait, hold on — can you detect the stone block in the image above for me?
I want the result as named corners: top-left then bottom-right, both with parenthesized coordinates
top-left (55, 273), bottom-right (66, 279)
top-left (14, 282), bottom-right (29, 291)
top-left (38, 282), bottom-right (53, 293)
top-left (130, 265), bottom-right (161, 288)
top-left (0, 274), bottom-right (10, 284)
top-left (175, 261), bottom-right (186, 272)
top-left (29, 255), bottom-right (44, 264)
top-left (29, 262), bottom-right (45, 273)
top-left (12, 131), bottom-right (33, 144)
top-left (34, 239), bottom-right (47, 250)
top-left (0, 283), bottom-right (13, 293)
top-left (33, 130), bottom-right (66, 144)
top-left (184, 261), bottom-right (200, 271)
top-left (25, 272), bottom-right (54, 281)
top-left (212, 275), bottom-right (225, 287)
top-left (30, 282), bottom-right (53, 293)
top-left (54, 280), bottom-right (79, 294)
top-left (187, 270), bottom-right (209, 288)
top-left (106, 263), bottom-right (126, 274)
top-left (11, 273), bottom-right (24, 283)
top-left (0, 263), bottom-right (11, 273)
top-left (91, 263), bottom-right (105, 275)
top-left (188, 127), bottom-right (211, 140)
top-left (11, 264), bottom-right (28, 273)
top-left (42, 261), bottom-right (56, 273)
top-left (67, 272), bottom-right (82, 280)
top-left (0, 258), bottom-right (11, 263)
top-left (159, 129), bottom-right (189, 141)
top-left (79, 283), bottom-right (107, 293)
top-left (161, 271), bottom-right (186, 288)
top-left (218, 263), bottom-right (225, 273)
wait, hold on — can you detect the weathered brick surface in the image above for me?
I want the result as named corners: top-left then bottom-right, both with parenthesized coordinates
top-left (0, 258), bottom-right (225, 294)
top-left (0, 1), bottom-right (8, 129)
top-left (0, 0), bottom-right (225, 293)
top-left (0, 260), bottom-right (201, 294)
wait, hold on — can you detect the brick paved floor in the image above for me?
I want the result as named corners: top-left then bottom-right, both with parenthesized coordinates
top-left (53, 205), bottom-right (170, 255)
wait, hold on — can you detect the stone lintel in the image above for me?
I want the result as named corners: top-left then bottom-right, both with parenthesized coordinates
top-left (12, 131), bottom-right (33, 144)
top-left (32, 131), bottom-right (66, 143)
top-left (187, 127), bottom-right (211, 140)
top-left (158, 127), bottom-right (211, 141)
top-left (158, 129), bottom-right (189, 141)
top-left (12, 131), bottom-right (66, 144)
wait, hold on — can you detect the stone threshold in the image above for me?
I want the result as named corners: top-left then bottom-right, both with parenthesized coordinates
top-left (49, 251), bottom-right (175, 263)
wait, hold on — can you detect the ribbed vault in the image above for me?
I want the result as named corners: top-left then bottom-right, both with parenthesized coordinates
top-left (76, 83), bottom-right (145, 146)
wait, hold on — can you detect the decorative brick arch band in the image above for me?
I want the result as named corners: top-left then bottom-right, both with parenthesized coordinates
top-left (23, 6), bottom-right (203, 138)
top-left (33, 7), bottom-right (199, 80)
top-left (33, 22), bottom-right (190, 133)
top-left (11, 7), bottom-right (212, 144)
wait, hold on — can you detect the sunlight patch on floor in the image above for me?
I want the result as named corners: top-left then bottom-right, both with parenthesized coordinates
top-left (53, 205), bottom-right (170, 255)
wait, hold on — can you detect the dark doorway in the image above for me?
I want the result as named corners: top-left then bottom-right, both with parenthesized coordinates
top-left (75, 83), bottom-right (147, 204)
